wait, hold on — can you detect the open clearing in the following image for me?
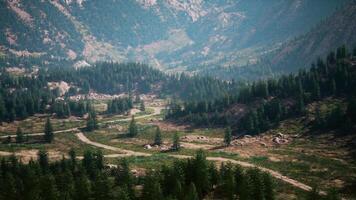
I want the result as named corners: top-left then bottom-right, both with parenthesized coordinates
top-left (1, 100), bottom-right (355, 199)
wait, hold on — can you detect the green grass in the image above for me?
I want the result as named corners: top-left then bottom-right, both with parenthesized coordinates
top-left (0, 131), bottom-right (112, 156)
top-left (106, 153), bottom-right (177, 169)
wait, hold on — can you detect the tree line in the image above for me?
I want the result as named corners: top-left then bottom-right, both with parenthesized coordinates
top-left (0, 62), bottom-right (239, 123)
top-left (0, 150), bottom-right (276, 200)
top-left (166, 46), bottom-right (356, 135)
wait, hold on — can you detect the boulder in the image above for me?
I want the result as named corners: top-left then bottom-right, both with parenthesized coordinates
top-left (272, 137), bottom-right (288, 144)
top-left (276, 132), bottom-right (284, 138)
top-left (260, 142), bottom-right (267, 147)
top-left (144, 144), bottom-right (152, 149)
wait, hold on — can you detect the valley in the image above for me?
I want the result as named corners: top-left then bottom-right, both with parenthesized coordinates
top-left (0, 92), bottom-right (355, 199)
top-left (1, 1), bottom-right (356, 199)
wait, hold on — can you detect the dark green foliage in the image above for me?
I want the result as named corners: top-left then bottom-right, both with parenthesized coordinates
top-left (0, 61), bottom-right (236, 123)
top-left (224, 127), bottom-right (232, 146)
top-left (325, 188), bottom-right (341, 200)
top-left (313, 104), bottom-right (347, 131)
top-left (172, 132), bottom-right (180, 151)
top-left (107, 97), bottom-right (133, 115)
top-left (128, 116), bottom-right (138, 137)
top-left (142, 171), bottom-right (164, 200)
top-left (140, 100), bottom-right (146, 111)
top-left (167, 47), bottom-right (356, 135)
top-left (86, 111), bottom-right (98, 131)
top-left (114, 159), bottom-right (135, 199)
top-left (16, 127), bottom-right (24, 143)
top-left (154, 126), bottom-right (162, 146)
top-left (306, 186), bottom-right (322, 200)
top-left (44, 117), bottom-right (54, 143)
top-left (186, 182), bottom-right (199, 200)
top-left (0, 150), bottom-right (279, 200)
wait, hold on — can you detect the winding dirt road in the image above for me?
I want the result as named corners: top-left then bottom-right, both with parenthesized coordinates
top-left (75, 130), bottom-right (321, 193)
top-left (0, 106), bottom-right (322, 194)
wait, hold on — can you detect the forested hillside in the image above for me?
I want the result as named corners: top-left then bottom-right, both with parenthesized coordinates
top-left (0, 62), bottom-right (238, 123)
top-left (167, 46), bottom-right (356, 135)
top-left (0, 0), bottom-right (350, 77)
top-left (0, 149), bottom-right (279, 200)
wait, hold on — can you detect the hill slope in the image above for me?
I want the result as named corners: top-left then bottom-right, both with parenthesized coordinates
top-left (269, 1), bottom-right (356, 73)
top-left (0, 0), bottom-right (349, 72)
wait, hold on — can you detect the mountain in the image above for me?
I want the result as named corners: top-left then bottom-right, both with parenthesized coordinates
top-left (267, 1), bottom-right (356, 73)
top-left (0, 0), bottom-right (349, 73)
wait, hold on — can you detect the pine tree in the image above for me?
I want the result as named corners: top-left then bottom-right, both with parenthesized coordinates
top-left (39, 174), bottom-right (59, 200)
top-left (154, 126), bottom-right (162, 145)
top-left (92, 175), bottom-right (113, 200)
top-left (186, 182), bottom-right (199, 200)
top-left (128, 115), bottom-right (138, 137)
top-left (69, 148), bottom-right (77, 169)
top-left (224, 127), bottom-right (232, 146)
top-left (306, 186), bottom-right (321, 200)
top-left (325, 188), bottom-right (341, 200)
top-left (142, 172), bottom-right (163, 200)
top-left (86, 111), bottom-right (98, 131)
top-left (172, 132), bottom-right (180, 151)
top-left (44, 117), bottom-right (54, 143)
top-left (0, 96), bottom-right (5, 123)
top-left (262, 173), bottom-right (275, 200)
top-left (116, 187), bottom-right (131, 200)
top-left (135, 94), bottom-right (140, 103)
top-left (74, 173), bottom-right (91, 200)
top-left (115, 158), bottom-right (135, 199)
top-left (16, 127), bottom-right (24, 143)
top-left (140, 100), bottom-right (145, 111)
top-left (38, 150), bottom-right (49, 172)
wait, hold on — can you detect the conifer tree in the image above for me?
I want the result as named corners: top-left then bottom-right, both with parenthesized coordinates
top-left (154, 126), bottom-right (162, 145)
top-left (128, 115), bottom-right (138, 137)
top-left (262, 173), bottom-right (275, 200)
top-left (140, 100), bottom-right (145, 111)
top-left (86, 111), bottom-right (98, 131)
top-left (16, 127), bottom-right (24, 143)
top-left (74, 174), bottom-right (91, 200)
top-left (115, 158), bottom-right (135, 199)
top-left (44, 117), bottom-right (54, 143)
top-left (224, 127), bottom-right (232, 146)
top-left (325, 188), bottom-right (341, 200)
top-left (186, 182), bottom-right (199, 200)
top-left (143, 172), bottom-right (163, 200)
top-left (38, 150), bottom-right (49, 172)
top-left (172, 132), bottom-right (180, 151)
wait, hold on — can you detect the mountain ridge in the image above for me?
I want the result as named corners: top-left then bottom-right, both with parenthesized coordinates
top-left (0, 0), bottom-right (350, 75)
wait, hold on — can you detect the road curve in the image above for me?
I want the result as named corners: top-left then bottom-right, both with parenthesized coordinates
top-left (0, 106), bottom-right (322, 194)
top-left (0, 106), bottom-right (162, 139)
top-left (75, 131), bottom-right (322, 194)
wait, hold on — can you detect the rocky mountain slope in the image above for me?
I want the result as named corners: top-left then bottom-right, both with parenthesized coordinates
top-left (268, 1), bottom-right (356, 73)
top-left (0, 0), bottom-right (350, 74)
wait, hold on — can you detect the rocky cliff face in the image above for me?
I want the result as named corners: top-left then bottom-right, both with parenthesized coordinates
top-left (0, 0), bottom-right (350, 75)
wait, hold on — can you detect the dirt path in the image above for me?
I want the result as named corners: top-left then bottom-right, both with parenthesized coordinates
top-left (0, 107), bottom-right (162, 139)
top-left (0, 106), bottom-right (322, 194)
top-left (0, 128), bottom-right (80, 139)
top-left (102, 106), bottom-right (162, 124)
top-left (75, 131), bottom-right (323, 194)
top-left (76, 132), bottom-right (150, 157)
